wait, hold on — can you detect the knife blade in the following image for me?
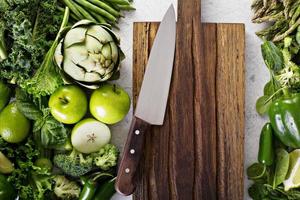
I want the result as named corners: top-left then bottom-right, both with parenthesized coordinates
top-left (115, 4), bottom-right (176, 196)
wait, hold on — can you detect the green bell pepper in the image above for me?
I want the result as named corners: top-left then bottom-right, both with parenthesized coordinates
top-left (268, 93), bottom-right (300, 148)
top-left (0, 174), bottom-right (17, 200)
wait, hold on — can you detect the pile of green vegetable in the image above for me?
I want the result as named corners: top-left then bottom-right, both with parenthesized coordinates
top-left (248, 0), bottom-right (300, 199)
top-left (58, 0), bottom-right (135, 28)
top-left (0, 0), bottom-right (134, 199)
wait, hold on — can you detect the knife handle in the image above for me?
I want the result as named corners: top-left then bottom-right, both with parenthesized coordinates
top-left (115, 116), bottom-right (150, 196)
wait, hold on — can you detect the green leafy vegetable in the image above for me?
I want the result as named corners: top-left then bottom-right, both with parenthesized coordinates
top-left (31, 171), bottom-right (53, 200)
top-left (264, 80), bottom-right (276, 96)
top-left (0, 136), bottom-right (44, 199)
top-left (16, 88), bottom-right (68, 149)
top-left (261, 41), bottom-right (284, 72)
top-left (23, 6), bottom-right (70, 97)
top-left (249, 183), bottom-right (300, 200)
top-left (256, 95), bottom-right (272, 115)
top-left (0, 0), bottom-right (63, 85)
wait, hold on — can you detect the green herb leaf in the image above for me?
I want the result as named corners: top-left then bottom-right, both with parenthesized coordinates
top-left (248, 183), bottom-right (269, 200)
top-left (261, 41), bottom-right (284, 72)
top-left (256, 95), bottom-right (272, 115)
top-left (264, 80), bottom-right (276, 96)
top-left (15, 89), bottom-right (43, 120)
top-left (33, 118), bottom-right (45, 133)
top-left (273, 148), bottom-right (289, 188)
top-left (40, 116), bottom-right (68, 148)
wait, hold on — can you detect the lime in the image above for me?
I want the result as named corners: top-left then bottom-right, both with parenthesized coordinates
top-left (35, 158), bottom-right (52, 172)
top-left (0, 81), bottom-right (11, 112)
top-left (0, 151), bottom-right (14, 174)
top-left (0, 103), bottom-right (30, 143)
top-left (284, 149), bottom-right (300, 191)
top-left (247, 163), bottom-right (267, 180)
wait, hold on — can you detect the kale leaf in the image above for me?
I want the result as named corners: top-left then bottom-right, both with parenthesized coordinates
top-left (0, 0), bottom-right (62, 85)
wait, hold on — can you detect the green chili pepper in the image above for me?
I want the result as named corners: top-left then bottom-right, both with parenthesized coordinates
top-left (94, 177), bottom-right (116, 200)
top-left (258, 123), bottom-right (274, 166)
top-left (79, 179), bottom-right (98, 200)
top-left (268, 93), bottom-right (300, 148)
top-left (80, 176), bottom-right (89, 186)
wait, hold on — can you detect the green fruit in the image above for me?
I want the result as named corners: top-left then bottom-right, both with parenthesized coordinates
top-left (284, 149), bottom-right (300, 191)
top-left (90, 84), bottom-right (130, 124)
top-left (35, 158), bottom-right (53, 172)
top-left (71, 118), bottom-right (111, 154)
top-left (49, 85), bottom-right (88, 124)
top-left (0, 174), bottom-right (17, 200)
top-left (0, 81), bottom-right (11, 111)
top-left (0, 152), bottom-right (14, 174)
top-left (0, 103), bottom-right (30, 143)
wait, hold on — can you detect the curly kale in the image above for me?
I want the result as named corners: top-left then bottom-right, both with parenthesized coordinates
top-left (92, 144), bottom-right (119, 171)
top-left (0, 137), bottom-right (52, 200)
top-left (31, 171), bottom-right (54, 200)
top-left (0, 0), bottom-right (63, 85)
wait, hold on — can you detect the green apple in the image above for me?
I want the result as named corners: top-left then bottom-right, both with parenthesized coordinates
top-left (90, 83), bottom-right (130, 124)
top-left (71, 118), bottom-right (111, 154)
top-left (49, 85), bottom-right (87, 124)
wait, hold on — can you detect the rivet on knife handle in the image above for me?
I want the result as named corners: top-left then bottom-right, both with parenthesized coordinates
top-left (115, 116), bottom-right (150, 195)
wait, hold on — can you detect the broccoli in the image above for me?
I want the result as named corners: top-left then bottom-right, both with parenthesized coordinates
top-left (53, 149), bottom-right (93, 177)
top-left (54, 175), bottom-right (81, 199)
top-left (92, 144), bottom-right (119, 171)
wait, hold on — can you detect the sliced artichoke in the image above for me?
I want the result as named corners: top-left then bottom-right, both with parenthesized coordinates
top-left (54, 20), bottom-right (124, 88)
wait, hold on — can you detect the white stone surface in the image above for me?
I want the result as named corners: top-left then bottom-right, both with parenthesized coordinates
top-left (111, 0), bottom-right (265, 199)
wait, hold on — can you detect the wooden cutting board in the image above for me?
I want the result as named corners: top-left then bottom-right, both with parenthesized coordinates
top-left (131, 1), bottom-right (245, 199)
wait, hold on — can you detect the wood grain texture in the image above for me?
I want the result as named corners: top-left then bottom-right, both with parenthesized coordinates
top-left (216, 24), bottom-right (245, 200)
top-left (132, 22), bottom-right (245, 200)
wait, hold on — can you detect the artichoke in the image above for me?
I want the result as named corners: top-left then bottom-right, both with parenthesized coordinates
top-left (55, 20), bottom-right (124, 88)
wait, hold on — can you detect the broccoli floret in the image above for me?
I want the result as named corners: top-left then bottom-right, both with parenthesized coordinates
top-left (92, 144), bottom-right (119, 171)
top-left (53, 149), bottom-right (93, 177)
top-left (54, 175), bottom-right (81, 199)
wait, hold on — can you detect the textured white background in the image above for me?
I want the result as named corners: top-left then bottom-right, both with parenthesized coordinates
top-left (111, 0), bottom-right (265, 199)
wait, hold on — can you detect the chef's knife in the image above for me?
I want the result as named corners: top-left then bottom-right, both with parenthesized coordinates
top-left (115, 5), bottom-right (176, 196)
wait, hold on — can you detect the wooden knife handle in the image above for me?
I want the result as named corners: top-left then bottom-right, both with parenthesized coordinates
top-left (115, 116), bottom-right (151, 196)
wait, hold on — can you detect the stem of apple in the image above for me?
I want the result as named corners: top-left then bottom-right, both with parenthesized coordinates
top-left (59, 97), bottom-right (69, 104)
top-left (112, 84), bottom-right (121, 95)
